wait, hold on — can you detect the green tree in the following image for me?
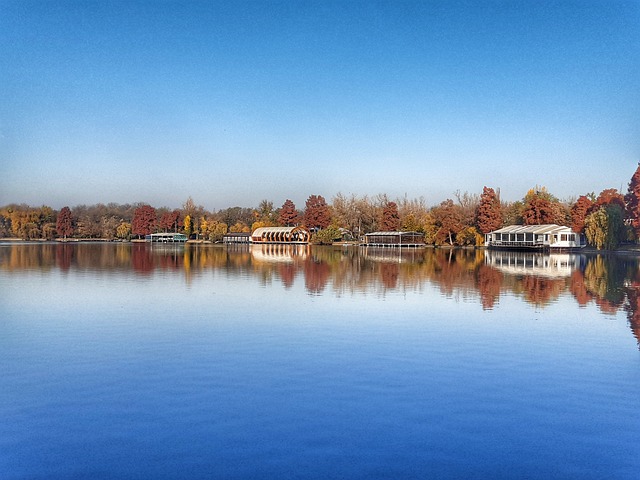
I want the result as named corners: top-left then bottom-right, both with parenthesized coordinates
top-left (312, 225), bottom-right (342, 245)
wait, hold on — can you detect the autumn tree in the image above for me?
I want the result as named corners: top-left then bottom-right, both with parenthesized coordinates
top-left (304, 195), bottom-right (331, 231)
top-left (432, 199), bottom-right (463, 245)
top-left (397, 195), bottom-right (428, 233)
top-left (380, 201), bottom-right (400, 231)
top-left (456, 226), bottom-right (482, 246)
top-left (570, 195), bottom-right (594, 233)
top-left (332, 192), bottom-right (360, 236)
top-left (522, 194), bottom-right (554, 225)
top-left (183, 214), bottom-right (192, 238)
top-left (159, 209), bottom-right (182, 232)
top-left (201, 219), bottom-right (228, 242)
top-left (116, 222), bottom-right (131, 240)
top-left (229, 222), bottom-right (250, 233)
top-left (584, 204), bottom-right (625, 250)
top-left (595, 188), bottom-right (625, 210)
top-left (278, 199), bottom-right (298, 226)
top-left (626, 163), bottom-right (640, 239)
top-left (521, 187), bottom-right (567, 226)
top-left (218, 207), bottom-right (254, 229)
top-left (475, 187), bottom-right (502, 234)
top-left (422, 212), bottom-right (438, 245)
top-left (132, 205), bottom-right (157, 238)
top-left (355, 195), bottom-right (379, 234)
top-left (56, 206), bottom-right (74, 239)
top-left (454, 189), bottom-right (480, 227)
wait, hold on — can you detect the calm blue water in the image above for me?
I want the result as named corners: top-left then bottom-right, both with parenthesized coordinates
top-left (1, 243), bottom-right (639, 479)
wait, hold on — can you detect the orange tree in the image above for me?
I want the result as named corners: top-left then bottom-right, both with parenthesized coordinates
top-left (475, 186), bottom-right (502, 234)
top-left (304, 195), bottom-right (331, 231)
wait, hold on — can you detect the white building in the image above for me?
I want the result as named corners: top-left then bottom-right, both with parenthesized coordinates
top-left (251, 226), bottom-right (310, 244)
top-left (484, 224), bottom-right (585, 250)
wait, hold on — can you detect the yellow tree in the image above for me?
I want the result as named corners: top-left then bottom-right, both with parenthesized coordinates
top-left (116, 222), bottom-right (131, 240)
top-left (183, 214), bottom-right (192, 237)
top-left (230, 222), bottom-right (250, 233)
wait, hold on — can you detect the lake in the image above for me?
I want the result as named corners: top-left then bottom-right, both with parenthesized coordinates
top-left (1, 242), bottom-right (639, 479)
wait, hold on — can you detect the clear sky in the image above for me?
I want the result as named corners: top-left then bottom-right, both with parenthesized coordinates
top-left (1, 0), bottom-right (639, 210)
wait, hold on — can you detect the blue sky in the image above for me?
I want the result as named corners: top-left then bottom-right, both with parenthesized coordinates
top-left (1, 0), bottom-right (638, 210)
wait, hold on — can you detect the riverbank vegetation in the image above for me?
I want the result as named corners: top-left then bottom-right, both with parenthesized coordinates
top-left (3, 164), bottom-right (640, 250)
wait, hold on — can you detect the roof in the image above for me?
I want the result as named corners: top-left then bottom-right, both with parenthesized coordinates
top-left (365, 231), bottom-right (423, 236)
top-left (252, 226), bottom-right (307, 236)
top-left (489, 224), bottom-right (572, 235)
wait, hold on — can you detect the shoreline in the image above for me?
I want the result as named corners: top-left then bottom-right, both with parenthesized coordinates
top-left (2, 238), bottom-right (640, 256)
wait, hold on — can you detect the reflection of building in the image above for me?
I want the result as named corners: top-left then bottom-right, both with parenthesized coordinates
top-left (145, 233), bottom-right (188, 243)
top-left (251, 226), bottom-right (310, 244)
top-left (250, 244), bottom-right (309, 263)
top-left (362, 231), bottom-right (425, 247)
top-left (223, 232), bottom-right (250, 244)
top-left (361, 246), bottom-right (426, 263)
top-left (485, 224), bottom-right (585, 250)
top-left (485, 251), bottom-right (584, 278)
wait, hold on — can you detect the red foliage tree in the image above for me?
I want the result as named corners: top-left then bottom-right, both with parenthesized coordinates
top-left (626, 164), bottom-right (640, 238)
top-left (570, 195), bottom-right (594, 233)
top-left (380, 201), bottom-right (400, 231)
top-left (433, 199), bottom-right (463, 245)
top-left (475, 186), bottom-right (502, 234)
top-left (159, 209), bottom-right (182, 232)
top-left (304, 195), bottom-right (331, 230)
top-left (132, 205), bottom-right (157, 238)
top-left (595, 188), bottom-right (625, 210)
top-left (522, 196), bottom-right (554, 225)
top-left (56, 206), bottom-right (74, 239)
top-left (278, 199), bottom-right (299, 226)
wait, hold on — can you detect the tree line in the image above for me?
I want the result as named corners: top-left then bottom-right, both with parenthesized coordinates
top-left (3, 164), bottom-right (640, 249)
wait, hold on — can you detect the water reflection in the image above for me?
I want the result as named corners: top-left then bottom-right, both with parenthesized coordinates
top-left (2, 242), bottom-right (640, 346)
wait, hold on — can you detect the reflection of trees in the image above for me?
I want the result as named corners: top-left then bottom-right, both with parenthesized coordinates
top-left (278, 264), bottom-right (296, 289)
top-left (624, 285), bottom-right (640, 346)
top-left (304, 257), bottom-right (330, 294)
top-left (131, 244), bottom-right (154, 274)
top-left (521, 275), bottom-right (565, 306)
top-left (56, 244), bottom-right (74, 271)
top-left (5, 243), bottom-right (640, 346)
top-left (582, 256), bottom-right (626, 313)
top-left (380, 263), bottom-right (399, 289)
top-left (475, 264), bottom-right (503, 310)
top-left (569, 270), bottom-right (592, 306)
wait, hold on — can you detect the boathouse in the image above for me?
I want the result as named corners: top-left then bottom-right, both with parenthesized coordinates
top-left (362, 231), bottom-right (425, 247)
top-left (251, 226), bottom-right (310, 244)
top-left (484, 224), bottom-right (585, 250)
top-left (223, 232), bottom-right (251, 244)
top-left (145, 233), bottom-right (188, 243)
